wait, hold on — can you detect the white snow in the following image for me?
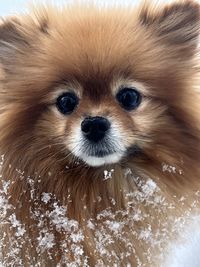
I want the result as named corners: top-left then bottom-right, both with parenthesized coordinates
top-left (103, 169), bottom-right (114, 180)
top-left (41, 192), bottom-right (51, 204)
top-left (0, 158), bottom-right (199, 266)
top-left (38, 232), bottom-right (55, 251)
top-left (164, 217), bottom-right (200, 267)
top-left (162, 163), bottom-right (176, 173)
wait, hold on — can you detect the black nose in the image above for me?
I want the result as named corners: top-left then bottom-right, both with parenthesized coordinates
top-left (81, 116), bottom-right (110, 142)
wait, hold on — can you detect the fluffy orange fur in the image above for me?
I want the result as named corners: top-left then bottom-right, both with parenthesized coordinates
top-left (0, 0), bottom-right (200, 266)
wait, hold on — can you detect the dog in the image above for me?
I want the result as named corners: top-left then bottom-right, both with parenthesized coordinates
top-left (0, 0), bottom-right (200, 266)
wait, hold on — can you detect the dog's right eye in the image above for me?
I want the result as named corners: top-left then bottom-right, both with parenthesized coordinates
top-left (116, 87), bottom-right (141, 111)
top-left (56, 92), bottom-right (79, 115)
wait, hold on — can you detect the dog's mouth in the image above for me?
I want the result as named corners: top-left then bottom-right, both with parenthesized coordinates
top-left (73, 142), bottom-right (142, 167)
top-left (78, 141), bottom-right (124, 166)
top-left (88, 149), bottom-right (114, 158)
top-left (83, 141), bottom-right (118, 158)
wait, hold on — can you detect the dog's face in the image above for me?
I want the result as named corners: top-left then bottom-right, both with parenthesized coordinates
top-left (0, 1), bottom-right (200, 169)
top-left (50, 77), bottom-right (161, 167)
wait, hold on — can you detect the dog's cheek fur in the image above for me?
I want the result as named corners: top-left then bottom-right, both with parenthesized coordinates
top-left (0, 1), bottom-right (200, 266)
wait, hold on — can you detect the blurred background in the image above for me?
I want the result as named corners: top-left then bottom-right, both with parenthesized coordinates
top-left (1, 1), bottom-right (64, 16)
top-left (0, 0), bottom-right (142, 16)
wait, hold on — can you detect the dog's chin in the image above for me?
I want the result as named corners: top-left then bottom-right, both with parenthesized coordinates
top-left (78, 152), bottom-right (124, 167)
top-left (70, 143), bottom-right (142, 167)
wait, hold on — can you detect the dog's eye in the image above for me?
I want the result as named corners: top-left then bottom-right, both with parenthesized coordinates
top-left (116, 88), bottom-right (141, 111)
top-left (56, 92), bottom-right (78, 115)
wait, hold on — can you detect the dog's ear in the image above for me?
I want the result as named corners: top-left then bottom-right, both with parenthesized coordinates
top-left (0, 17), bottom-right (28, 43)
top-left (0, 17), bottom-right (33, 68)
top-left (140, 1), bottom-right (200, 54)
top-left (0, 14), bottom-right (49, 65)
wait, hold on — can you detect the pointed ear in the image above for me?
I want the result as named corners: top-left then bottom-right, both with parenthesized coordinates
top-left (0, 17), bottom-right (28, 44)
top-left (0, 14), bottom-right (49, 65)
top-left (140, 1), bottom-right (200, 52)
top-left (0, 17), bottom-right (29, 66)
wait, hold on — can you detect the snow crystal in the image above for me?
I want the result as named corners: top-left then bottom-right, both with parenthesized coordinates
top-left (97, 196), bottom-right (102, 202)
top-left (110, 198), bottom-right (116, 206)
top-left (9, 214), bottom-right (26, 237)
top-left (71, 244), bottom-right (84, 256)
top-left (141, 179), bottom-right (158, 197)
top-left (41, 192), bottom-right (51, 204)
top-left (103, 169), bottom-right (114, 180)
top-left (138, 225), bottom-right (152, 241)
top-left (130, 209), bottom-right (143, 222)
top-left (124, 168), bottom-right (132, 177)
top-left (105, 220), bottom-right (124, 233)
top-left (162, 163), bottom-right (176, 173)
top-left (70, 231), bottom-right (84, 243)
top-left (178, 196), bottom-right (186, 203)
top-left (126, 177), bottom-right (160, 205)
top-left (179, 169), bottom-right (183, 175)
top-left (0, 194), bottom-right (12, 217)
top-left (38, 232), bottom-right (55, 251)
top-left (87, 219), bottom-right (95, 230)
top-left (48, 203), bottom-right (79, 232)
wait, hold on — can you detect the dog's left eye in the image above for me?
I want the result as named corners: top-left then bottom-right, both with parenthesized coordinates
top-left (56, 92), bottom-right (79, 115)
top-left (116, 87), bottom-right (141, 111)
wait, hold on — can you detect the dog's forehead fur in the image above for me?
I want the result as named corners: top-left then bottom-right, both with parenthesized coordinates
top-left (34, 2), bottom-right (199, 82)
top-left (0, 1), bottom-right (200, 102)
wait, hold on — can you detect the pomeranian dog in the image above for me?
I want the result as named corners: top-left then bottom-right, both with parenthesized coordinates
top-left (0, 0), bottom-right (200, 266)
